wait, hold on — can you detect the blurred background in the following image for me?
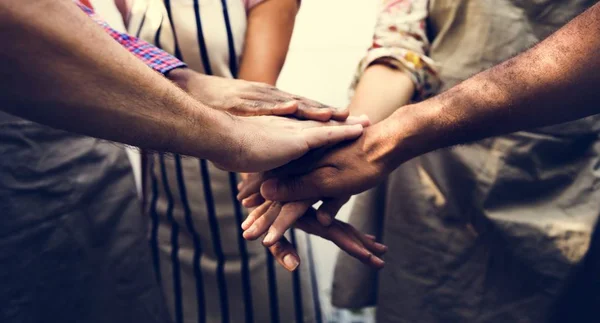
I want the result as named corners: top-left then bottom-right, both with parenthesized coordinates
top-left (91, 0), bottom-right (378, 321)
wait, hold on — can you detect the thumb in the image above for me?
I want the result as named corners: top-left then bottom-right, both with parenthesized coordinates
top-left (270, 100), bottom-right (299, 116)
top-left (316, 196), bottom-right (350, 226)
top-left (260, 169), bottom-right (332, 202)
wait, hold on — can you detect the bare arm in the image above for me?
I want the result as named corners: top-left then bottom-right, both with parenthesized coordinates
top-left (388, 2), bottom-right (600, 165)
top-left (349, 0), bottom-right (437, 123)
top-left (0, 0), bottom-right (226, 158)
top-left (247, 2), bottom-right (600, 201)
top-left (349, 65), bottom-right (414, 123)
top-left (0, 0), bottom-right (366, 172)
top-left (238, 0), bottom-right (298, 85)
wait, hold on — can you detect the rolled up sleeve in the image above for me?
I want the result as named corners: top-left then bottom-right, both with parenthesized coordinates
top-left (351, 0), bottom-right (441, 101)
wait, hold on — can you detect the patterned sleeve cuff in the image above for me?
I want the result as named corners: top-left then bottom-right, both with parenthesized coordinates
top-left (75, 0), bottom-right (186, 75)
top-left (111, 33), bottom-right (187, 75)
top-left (350, 47), bottom-right (441, 102)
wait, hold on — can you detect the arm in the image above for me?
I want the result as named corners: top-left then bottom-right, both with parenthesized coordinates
top-left (350, 65), bottom-right (414, 123)
top-left (0, 0), bottom-right (220, 157)
top-left (349, 0), bottom-right (439, 123)
top-left (0, 0), bottom-right (366, 172)
top-left (239, 0), bottom-right (438, 246)
top-left (114, 0), bottom-right (132, 27)
top-left (238, 0), bottom-right (298, 85)
top-left (247, 2), bottom-right (600, 200)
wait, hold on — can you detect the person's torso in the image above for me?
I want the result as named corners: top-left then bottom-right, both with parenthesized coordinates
top-left (370, 1), bottom-right (600, 321)
top-left (128, 0), bottom-right (247, 77)
top-left (129, 3), bottom-right (320, 323)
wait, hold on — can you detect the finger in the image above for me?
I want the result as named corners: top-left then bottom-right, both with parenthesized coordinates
top-left (241, 200), bottom-right (272, 231)
top-left (270, 100), bottom-right (300, 116)
top-left (365, 234), bottom-right (376, 240)
top-left (295, 216), bottom-right (385, 269)
top-left (344, 115), bottom-right (371, 127)
top-left (244, 202), bottom-right (283, 240)
top-left (302, 124), bottom-right (363, 150)
top-left (262, 200), bottom-right (314, 247)
top-left (331, 107), bottom-right (350, 121)
top-left (342, 222), bottom-right (388, 256)
top-left (261, 167), bottom-right (334, 202)
top-left (268, 236), bottom-right (301, 272)
top-left (329, 224), bottom-right (384, 267)
top-left (294, 105), bottom-right (334, 122)
top-left (242, 193), bottom-right (265, 208)
top-left (237, 173), bottom-right (266, 201)
top-left (316, 197), bottom-right (349, 226)
top-left (299, 115), bottom-right (370, 127)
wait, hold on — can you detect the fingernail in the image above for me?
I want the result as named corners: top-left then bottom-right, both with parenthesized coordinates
top-left (261, 180), bottom-right (279, 199)
top-left (241, 218), bottom-right (251, 230)
top-left (283, 254), bottom-right (299, 271)
top-left (242, 198), bottom-right (250, 207)
top-left (245, 225), bottom-right (256, 236)
top-left (375, 243), bottom-right (388, 253)
top-left (263, 232), bottom-right (275, 244)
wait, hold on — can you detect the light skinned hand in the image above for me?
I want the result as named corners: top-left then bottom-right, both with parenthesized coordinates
top-left (240, 194), bottom-right (351, 245)
top-left (211, 114), bottom-right (370, 172)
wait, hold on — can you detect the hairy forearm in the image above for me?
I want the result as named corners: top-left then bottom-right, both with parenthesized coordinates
top-left (382, 3), bottom-right (600, 166)
top-left (0, 0), bottom-right (231, 158)
top-left (349, 64), bottom-right (414, 123)
top-left (238, 0), bottom-right (298, 85)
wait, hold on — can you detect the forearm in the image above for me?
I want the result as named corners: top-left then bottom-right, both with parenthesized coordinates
top-left (383, 3), bottom-right (600, 167)
top-left (0, 0), bottom-right (231, 158)
top-left (238, 0), bottom-right (298, 85)
top-left (348, 64), bottom-right (415, 123)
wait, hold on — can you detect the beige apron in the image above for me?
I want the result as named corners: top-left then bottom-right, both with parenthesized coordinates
top-left (129, 1), bottom-right (320, 322)
top-left (333, 1), bottom-right (600, 322)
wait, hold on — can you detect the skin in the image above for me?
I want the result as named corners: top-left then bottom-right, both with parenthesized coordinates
top-left (233, 0), bottom-right (382, 270)
top-left (238, 2), bottom-right (600, 240)
top-left (241, 64), bottom-right (417, 254)
top-left (112, 0), bottom-right (380, 270)
top-left (0, 0), bottom-right (367, 173)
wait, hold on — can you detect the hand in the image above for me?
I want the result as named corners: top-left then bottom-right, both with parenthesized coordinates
top-left (168, 68), bottom-right (349, 121)
top-left (236, 120), bottom-right (396, 200)
top-left (239, 182), bottom-right (350, 245)
top-left (211, 114), bottom-right (370, 172)
top-left (264, 208), bottom-right (387, 272)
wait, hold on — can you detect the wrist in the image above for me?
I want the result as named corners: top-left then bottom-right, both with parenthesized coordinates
top-left (166, 67), bottom-right (198, 91)
top-left (377, 100), bottom-right (442, 169)
top-left (160, 88), bottom-right (236, 159)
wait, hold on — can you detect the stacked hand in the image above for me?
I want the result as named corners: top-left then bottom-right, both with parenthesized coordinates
top-left (170, 68), bottom-right (392, 271)
top-left (236, 119), bottom-right (402, 271)
top-left (168, 68), bottom-right (371, 172)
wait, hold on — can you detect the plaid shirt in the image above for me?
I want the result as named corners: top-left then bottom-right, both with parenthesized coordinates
top-left (75, 1), bottom-right (186, 75)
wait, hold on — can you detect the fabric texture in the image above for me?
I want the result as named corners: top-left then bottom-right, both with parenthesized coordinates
top-left (333, 0), bottom-right (600, 322)
top-left (76, 1), bottom-right (186, 74)
top-left (0, 3), bottom-right (191, 322)
top-left (350, 0), bottom-right (441, 102)
top-left (0, 111), bottom-right (172, 323)
top-left (127, 1), bottom-right (320, 323)
top-left (243, 0), bottom-right (269, 10)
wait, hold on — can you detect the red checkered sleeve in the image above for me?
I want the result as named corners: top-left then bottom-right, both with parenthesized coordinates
top-left (75, 1), bottom-right (186, 75)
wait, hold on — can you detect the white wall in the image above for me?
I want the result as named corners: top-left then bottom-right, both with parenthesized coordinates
top-left (91, 0), bottom-right (378, 318)
top-left (276, 0), bottom-right (376, 316)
